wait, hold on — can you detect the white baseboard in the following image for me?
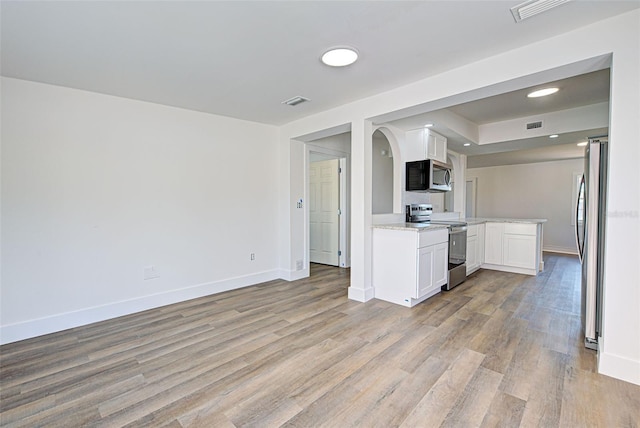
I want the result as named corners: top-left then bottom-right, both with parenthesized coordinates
top-left (480, 263), bottom-right (537, 276)
top-left (598, 348), bottom-right (640, 386)
top-left (278, 268), bottom-right (309, 282)
top-left (543, 246), bottom-right (578, 255)
top-left (0, 269), bottom-right (280, 345)
top-left (348, 286), bottom-right (375, 302)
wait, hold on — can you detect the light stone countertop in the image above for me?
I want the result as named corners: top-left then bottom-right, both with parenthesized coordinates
top-left (373, 218), bottom-right (547, 231)
top-left (372, 223), bottom-right (450, 232)
top-left (464, 217), bottom-right (547, 225)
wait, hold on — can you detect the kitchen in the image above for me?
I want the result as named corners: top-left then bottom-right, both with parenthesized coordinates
top-left (302, 72), bottom-right (604, 372)
top-left (362, 70), bottom-right (607, 304)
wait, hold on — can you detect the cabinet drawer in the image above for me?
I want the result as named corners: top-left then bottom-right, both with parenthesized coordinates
top-left (419, 228), bottom-right (448, 248)
top-left (504, 223), bottom-right (536, 236)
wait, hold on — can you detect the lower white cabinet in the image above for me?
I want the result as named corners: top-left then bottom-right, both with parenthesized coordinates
top-left (482, 222), bottom-right (541, 275)
top-left (484, 222), bottom-right (504, 265)
top-left (466, 224), bottom-right (484, 275)
top-left (373, 227), bottom-right (449, 307)
top-left (503, 233), bottom-right (537, 269)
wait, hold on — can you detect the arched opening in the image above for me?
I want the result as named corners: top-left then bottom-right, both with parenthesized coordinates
top-left (371, 129), bottom-right (393, 214)
top-left (371, 126), bottom-right (403, 214)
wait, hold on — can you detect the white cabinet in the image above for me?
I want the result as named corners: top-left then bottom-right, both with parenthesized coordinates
top-left (466, 224), bottom-right (484, 275)
top-left (373, 227), bottom-right (449, 307)
top-left (427, 131), bottom-right (448, 163)
top-left (417, 245), bottom-right (435, 298)
top-left (433, 242), bottom-right (448, 288)
top-left (503, 224), bottom-right (537, 269)
top-left (404, 128), bottom-right (448, 163)
top-left (484, 222), bottom-right (504, 265)
top-left (481, 222), bottom-right (542, 275)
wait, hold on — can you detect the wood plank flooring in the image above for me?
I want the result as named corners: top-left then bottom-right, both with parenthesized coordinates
top-left (1, 253), bottom-right (639, 427)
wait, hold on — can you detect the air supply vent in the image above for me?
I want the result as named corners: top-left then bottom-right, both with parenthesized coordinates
top-left (282, 96), bottom-right (310, 106)
top-left (510, 0), bottom-right (572, 23)
top-left (526, 121), bottom-right (543, 130)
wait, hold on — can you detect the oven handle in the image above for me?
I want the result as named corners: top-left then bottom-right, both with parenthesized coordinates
top-left (449, 226), bottom-right (467, 233)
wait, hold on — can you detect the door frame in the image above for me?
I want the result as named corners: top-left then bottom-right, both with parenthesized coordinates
top-left (306, 144), bottom-right (350, 269)
top-left (465, 177), bottom-right (478, 218)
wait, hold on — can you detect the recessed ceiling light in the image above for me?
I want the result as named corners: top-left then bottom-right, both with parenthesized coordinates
top-left (527, 87), bottom-right (559, 98)
top-left (577, 141), bottom-right (588, 146)
top-left (463, 143), bottom-right (471, 147)
top-left (424, 123), bottom-right (434, 128)
top-left (549, 134), bottom-right (559, 138)
top-left (321, 47), bottom-right (358, 67)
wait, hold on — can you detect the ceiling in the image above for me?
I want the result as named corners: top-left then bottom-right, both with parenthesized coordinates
top-left (2, 1), bottom-right (638, 128)
top-left (387, 69), bottom-right (611, 167)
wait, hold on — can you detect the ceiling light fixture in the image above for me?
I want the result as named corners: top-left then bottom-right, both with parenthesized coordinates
top-left (510, 0), bottom-right (572, 23)
top-left (463, 143), bottom-right (471, 147)
top-left (527, 87), bottom-right (559, 98)
top-left (577, 141), bottom-right (588, 146)
top-left (321, 47), bottom-right (358, 67)
top-left (424, 123), bottom-right (434, 128)
top-left (549, 134), bottom-right (559, 138)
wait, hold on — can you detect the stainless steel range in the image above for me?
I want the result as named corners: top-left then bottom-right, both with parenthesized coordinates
top-left (406, 204), bottom-right (467, 290)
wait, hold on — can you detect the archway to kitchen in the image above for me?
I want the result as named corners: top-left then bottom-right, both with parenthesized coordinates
top-left (371, 126), bottom-right (403, 216)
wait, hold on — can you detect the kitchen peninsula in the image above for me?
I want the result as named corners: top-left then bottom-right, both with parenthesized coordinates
top-left (372, 217), bottom-right (546, 307)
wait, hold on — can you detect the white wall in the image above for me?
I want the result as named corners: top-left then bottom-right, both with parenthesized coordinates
top-left (372, 133), bottom-right (393, 214)
top-left (1, 77), bottom-right (280, 343)
top-left (279, 10), bottom-right (640, 385)
top-left (468, 159), bottom-right (584, 253)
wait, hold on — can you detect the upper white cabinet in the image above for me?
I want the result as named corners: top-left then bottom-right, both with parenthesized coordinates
top-left (404, 128), bottom-right (448, 164)
top-left (426, 131), bottom-right (448, 163)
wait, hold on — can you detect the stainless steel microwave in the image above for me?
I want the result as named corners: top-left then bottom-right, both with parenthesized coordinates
top-left (405, 159), bottom-right (452, 192)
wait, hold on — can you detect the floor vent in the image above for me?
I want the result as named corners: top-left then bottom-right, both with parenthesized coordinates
top-left (527, 121), bottom-right (543, 130)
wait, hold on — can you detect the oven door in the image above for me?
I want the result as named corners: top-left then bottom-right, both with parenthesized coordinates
top-left (449, 226), bottom-right (467, 268)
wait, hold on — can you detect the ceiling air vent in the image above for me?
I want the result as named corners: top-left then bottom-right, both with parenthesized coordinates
top-left (527, 121), bottom-right (543, 130)
top-left (510, 0), bottom-right (571, 23)
top-left (282, 96), bottom-right (310, 107)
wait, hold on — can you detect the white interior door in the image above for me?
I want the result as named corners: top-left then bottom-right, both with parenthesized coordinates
top-left (309, 159), bottom-right (340, 266)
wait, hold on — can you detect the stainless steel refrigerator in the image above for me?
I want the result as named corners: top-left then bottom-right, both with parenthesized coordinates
top-left (575, 135), bottom-right (608, 350)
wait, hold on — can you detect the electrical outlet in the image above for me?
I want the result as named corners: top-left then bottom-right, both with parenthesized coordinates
top-left (143, 265), bottom-right (160, 280)
top-left (250, 253), bottom-right (255, 261)
top-left (296, 260), bottom-right (303, 271)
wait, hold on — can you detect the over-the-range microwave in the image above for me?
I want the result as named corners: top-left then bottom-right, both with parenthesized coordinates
top-left (405, 159), bottom-right (452, 192)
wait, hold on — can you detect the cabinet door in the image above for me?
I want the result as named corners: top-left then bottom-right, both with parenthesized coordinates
top-left (477, 224), bottom-right (485, 266)
top-left (417, 246), bottom-right (435, 297)
top-left (433, 242), bottom-right (449, 287)
top-left (429, 133), bottom-right (448, 163)
top-left (466, 234), bottom-right (478, 274)
top-left (484, 223), bottom-right (504, 265)
top-left (503, 234), bottom-right (537, 269)
top-left (405, 129), bottom-right (426, 162)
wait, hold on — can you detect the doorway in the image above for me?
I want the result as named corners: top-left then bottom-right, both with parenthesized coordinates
top-left (309, 158), bottom-right (340, 266)
top-left (307, 138), bottom-right (351, 271)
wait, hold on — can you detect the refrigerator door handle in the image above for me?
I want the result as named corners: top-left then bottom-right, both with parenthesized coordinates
top-left (575, 174), bottom-right (585, 263)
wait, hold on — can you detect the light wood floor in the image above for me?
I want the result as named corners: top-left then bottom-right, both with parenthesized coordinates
top-left (1, 253), bottom-right (639, 427)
